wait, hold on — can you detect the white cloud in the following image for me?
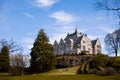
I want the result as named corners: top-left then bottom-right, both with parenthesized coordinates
top-left (23, 13), bottom-right (35, 20)
top-left (49, 11), bottom-right (78, 24)
top-left (22, 37), bottom-right (34, 49)
top-left (28, 32), bottom-right (35, 36)
top-left (49, 11), bottom-right (80, 44)
top-left (23, 38), bottom-right (34, 44)
top-left (98, 26), bottom-right (115, 33)
top-left (35, 0), bottom-right (59, 8)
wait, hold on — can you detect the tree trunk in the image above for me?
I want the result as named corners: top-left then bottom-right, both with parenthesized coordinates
top-left (115, 50), bottom-right (117, 56)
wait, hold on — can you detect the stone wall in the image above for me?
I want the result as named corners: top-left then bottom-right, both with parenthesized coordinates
top-left (56, 55), bottom-right (92, 68)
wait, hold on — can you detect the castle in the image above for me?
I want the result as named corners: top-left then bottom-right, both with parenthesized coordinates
top-left (53, 28), bottom-right (102, 55)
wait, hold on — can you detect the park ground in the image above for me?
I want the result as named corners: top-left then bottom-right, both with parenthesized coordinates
top-left (0, 66), bottom-right (120, 80)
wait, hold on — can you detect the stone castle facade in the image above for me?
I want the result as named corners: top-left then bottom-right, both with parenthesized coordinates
top-left (53, 28), bottom-right (102, 55)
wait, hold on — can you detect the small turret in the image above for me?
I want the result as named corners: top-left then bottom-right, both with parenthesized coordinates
top-left (75, 27), bottom-right (78, 34)
top-left (67, 33), bottom-right (69, 36)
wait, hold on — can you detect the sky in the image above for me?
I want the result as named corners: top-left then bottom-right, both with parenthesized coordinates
top-left (0, 0), bottom-right (119, 55)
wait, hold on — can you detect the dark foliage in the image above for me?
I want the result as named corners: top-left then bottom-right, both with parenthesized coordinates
top-left (108, 56), bottom-right (120, 72)
top-left (80, 51), bottom-right (87, 55)
top-left (77, 61), bottom-right (89, 74)
top-left (89, 54), bottom-right (110, 68)
top-left (30, 29), bottom-right (56, 73)
top-left (0, 46), bottom-right (10, 72)
top-left (96, 67), bottom-right (117, 76)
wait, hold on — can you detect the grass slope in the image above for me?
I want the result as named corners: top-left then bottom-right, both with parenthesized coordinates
top-left (0, 66), bottom-right (120, 80)
top-left (41, 66), bottom-right (80, 75)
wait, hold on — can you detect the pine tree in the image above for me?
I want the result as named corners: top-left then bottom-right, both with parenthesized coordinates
top-left (30, 29), bottom-right (56, 73)
top-left (0, 46), bottom-right (10, 72)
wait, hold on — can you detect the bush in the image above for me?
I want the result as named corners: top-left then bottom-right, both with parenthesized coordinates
top-left (77, 61), bottom-right (89, 74)
top-left (85, 63), bottom-right (89, 73)
top-left (80, 62), bottom-right (86, 74)
top-left (96, 67), bottom-right (117, 76)
top-left (89, 68), bottom-right (98, 74)
top-left (104, 67), bottom-right (117, 75)
top-left (9, 66), bottom-right (23, 76)
top-left (108, 57), bottom-right (120, 72)
top-left (89, 54), bottom-right (110, 68)
top-left (80, 51), bottom-right (86, 55)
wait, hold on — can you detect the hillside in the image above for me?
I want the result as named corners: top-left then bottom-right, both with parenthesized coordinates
top-left (41, 66), bottom-right (80, 75)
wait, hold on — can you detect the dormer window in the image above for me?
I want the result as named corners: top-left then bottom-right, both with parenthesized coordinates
top-left (83, 41), bottom-right (85, 43)
top-left (97, 45), bottom-right (101, 48)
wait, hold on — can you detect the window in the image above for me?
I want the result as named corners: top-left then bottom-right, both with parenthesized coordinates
top-left (83, 46), bottom-right (86, 51)
top-left (88, 48), bottom-right (91, 51)
top-left (97, 45), bottom-right (101, 48)
top-left (97, 49), bottom-right (101, 53)
top-left (83, 41), bottom-right (85, 43)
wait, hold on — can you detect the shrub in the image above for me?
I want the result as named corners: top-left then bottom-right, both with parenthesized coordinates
top-left (85, 63), bottom-right (89, 73)
top-left (89, 54), bottom-right (110, 68)
top-left (108, 57), bottom-right (120, 72)
top-left (104, 67), bottom-right (117, 75)
top-left (89, 68), bottom-right (98, 74)
top-left (80, 51), bottom-right (86, 55)
top-left (96, 67), bottom-right (117, 76)
top-left (9, 66), bottom-right (22, 76)
top-left (80, 62), bottom-right (86, 74)
top-left (77, 61), bottom-right (89, 74)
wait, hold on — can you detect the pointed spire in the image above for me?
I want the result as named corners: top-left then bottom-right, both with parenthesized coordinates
top-left (75, 27), bottom-right (78, 33)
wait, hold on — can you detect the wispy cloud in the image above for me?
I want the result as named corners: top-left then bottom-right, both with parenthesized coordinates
top-left (98, 26), bottom-right (115, 33)
top-left (23, 13), bottom-right (35, 20)
top-left (49, 11), bottom-right (80, 44)
top-left (35, 0), bottom-right (59, 8)
top-left (22, 37), bottom-right (34, 49)
top-left (49, 11), bottom-right (78, 24)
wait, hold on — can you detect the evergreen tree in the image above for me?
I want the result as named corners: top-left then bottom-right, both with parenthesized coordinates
top-left (30, 29), bottom-right (56, 73)
top-left (0, 46), bottom-right (10, 72)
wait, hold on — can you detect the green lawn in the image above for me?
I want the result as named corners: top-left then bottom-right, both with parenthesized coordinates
top-left (0, 74), bottom-right (120, 80)
top-left (0, 66), bottom-right (120, 80)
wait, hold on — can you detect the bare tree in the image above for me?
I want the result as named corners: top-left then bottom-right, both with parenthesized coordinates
top-left (96, 0), bottom-right (120, 56)
top-left (0, 39), bottom-right (22, 54)
top-left (96, 0), bottom-right (120, 26)
top-left (104, 29), bottom-right (120, 56)
top-left (10, 53), bottom-right (29, 75)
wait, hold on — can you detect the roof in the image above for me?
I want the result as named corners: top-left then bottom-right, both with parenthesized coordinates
top-left (53, 40), bottom-right (58, 45)
top-left (76, 35), bottom-right (83, 43)
top-left (91, 39), bottom-right (97, 48)
top-left (64, 28), bottom-right (83, 40)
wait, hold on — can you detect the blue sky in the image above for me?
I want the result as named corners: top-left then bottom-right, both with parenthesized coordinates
top-left (0, 0), bottom-right (119, 55)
